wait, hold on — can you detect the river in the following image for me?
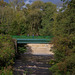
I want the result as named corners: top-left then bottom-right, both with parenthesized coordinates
top-left (13, 54), bottom-right (53, 75)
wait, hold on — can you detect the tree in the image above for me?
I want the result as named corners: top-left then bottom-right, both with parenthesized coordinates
top-left (0, 0), bottom-right (7, 7)
top-left (50, 0), bottom-right (75, 75)
top-left (30, 1), bottom-right (44, 9)
top-left (9, 0), bottom-right (25, 10)
top-left (0, 1), bottom-right (26, 35)
top-left (25, 1), bottom-right (44, 35)
top-left (26, 9), bottom-right (42, 35)
top-left (39, 2), bottom-right (56, 36)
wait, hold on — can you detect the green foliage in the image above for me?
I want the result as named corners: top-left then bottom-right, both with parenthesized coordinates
top-left (26, 8), bottom-right (42, 35)
top-left (50, 0), bottom-right (75, 75)
top-left (50, 54), bottom-right (75, 75)
top-left (9, 0), bottom-right (25, 11)
top-left (30, 1), bottom-right (44, 9)
top-left (0, 0), bottom-right (7, 7)
top-left (0, 34), bottom-right (15, 67)
top-left (49, 59), bottom-right (56, 66)
top-left (18, 46), bottom-right (26, 54)
top-left (0, 66), bottom-right (13, 75)
top-left (39, 2), bottom-right (56, 36)
top-left (0, 1), bottom-right (56, 36)
top-left (0, 0), bottom-right (75, 75)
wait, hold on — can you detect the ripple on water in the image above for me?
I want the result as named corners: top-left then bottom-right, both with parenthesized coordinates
top-left (13, 54), bottom-right (54, 75)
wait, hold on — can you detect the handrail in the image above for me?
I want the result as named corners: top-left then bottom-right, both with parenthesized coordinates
top-left (11, 35), bottom-right (54, 39)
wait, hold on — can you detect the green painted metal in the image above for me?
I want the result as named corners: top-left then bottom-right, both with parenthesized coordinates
top-left (11, 35), bottom-right (53, 39)
top-left (17, 39), bottom-right (51, 44)
top-left (11, 35), bottom-right (53, 44)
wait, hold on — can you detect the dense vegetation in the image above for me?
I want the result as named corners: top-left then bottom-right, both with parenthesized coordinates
top-left (0, 35), bottom-right (15, 75)
top-left (0, 0), bottom-right (75, 75)
top-left (50, 0), bottom-right (75, 75)
top-left (0, 0), bottom-right (56, 36)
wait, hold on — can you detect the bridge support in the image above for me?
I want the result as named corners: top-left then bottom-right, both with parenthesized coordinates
top-left (13, 39), bottom-right (18, 54)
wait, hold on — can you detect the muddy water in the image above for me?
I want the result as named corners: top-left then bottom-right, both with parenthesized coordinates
top-left (13, 54), bottom-right (53, 75)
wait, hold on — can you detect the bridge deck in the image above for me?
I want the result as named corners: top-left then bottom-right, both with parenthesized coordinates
top-left (11, 36), bottom-right (53, 44)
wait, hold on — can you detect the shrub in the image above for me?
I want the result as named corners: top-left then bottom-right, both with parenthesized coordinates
top-left (18, 46), bottom-right (27, 54)
top-left (0, 34), bottom-right (15, 67)
top-left (0, 66), bottom-right (13, 75)
top-left (50, 54), bottom-right (75, 75)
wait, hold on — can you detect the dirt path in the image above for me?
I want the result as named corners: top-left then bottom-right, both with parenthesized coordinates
top-left (13, 54), bottom-right (53, 75)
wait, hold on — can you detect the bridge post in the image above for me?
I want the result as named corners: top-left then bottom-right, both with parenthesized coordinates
top-left (15, 40), bottom-right (17, 53)
top-left (13, 39), bottom-right (18, 54)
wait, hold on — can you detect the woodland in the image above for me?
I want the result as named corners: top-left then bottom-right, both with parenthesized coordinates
top-left (0, 0), bottom-right (75, 75)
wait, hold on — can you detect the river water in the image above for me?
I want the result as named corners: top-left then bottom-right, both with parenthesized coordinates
top-left (13, 54), bottom-right (53, 75)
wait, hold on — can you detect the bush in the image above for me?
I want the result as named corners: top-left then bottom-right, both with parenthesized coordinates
top-left (50, 54), bottom-right (75, 75)
top-left (0, 66), bottom-right (13, 75)
top-left (18, 46), bottom-right (27, 54)
top-left (0, 34), bottom-right (15, 67)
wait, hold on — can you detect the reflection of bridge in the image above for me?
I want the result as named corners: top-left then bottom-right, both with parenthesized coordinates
top-left (11, 36), bottom-right (53, 44)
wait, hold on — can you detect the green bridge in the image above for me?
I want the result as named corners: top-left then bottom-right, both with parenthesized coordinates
top-left (11, 36), bottom-right (53, 44)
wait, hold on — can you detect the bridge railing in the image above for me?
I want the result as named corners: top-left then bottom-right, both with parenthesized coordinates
top-left (11, 35), bottom-right (53, 39)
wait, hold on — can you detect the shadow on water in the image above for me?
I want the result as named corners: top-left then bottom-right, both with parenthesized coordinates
top-left (13, 44), bottom-right (53, 75)
top-left (13, 54), bottom-right (53, 75)
top-left (17, 44), bottom-right (33, 55)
